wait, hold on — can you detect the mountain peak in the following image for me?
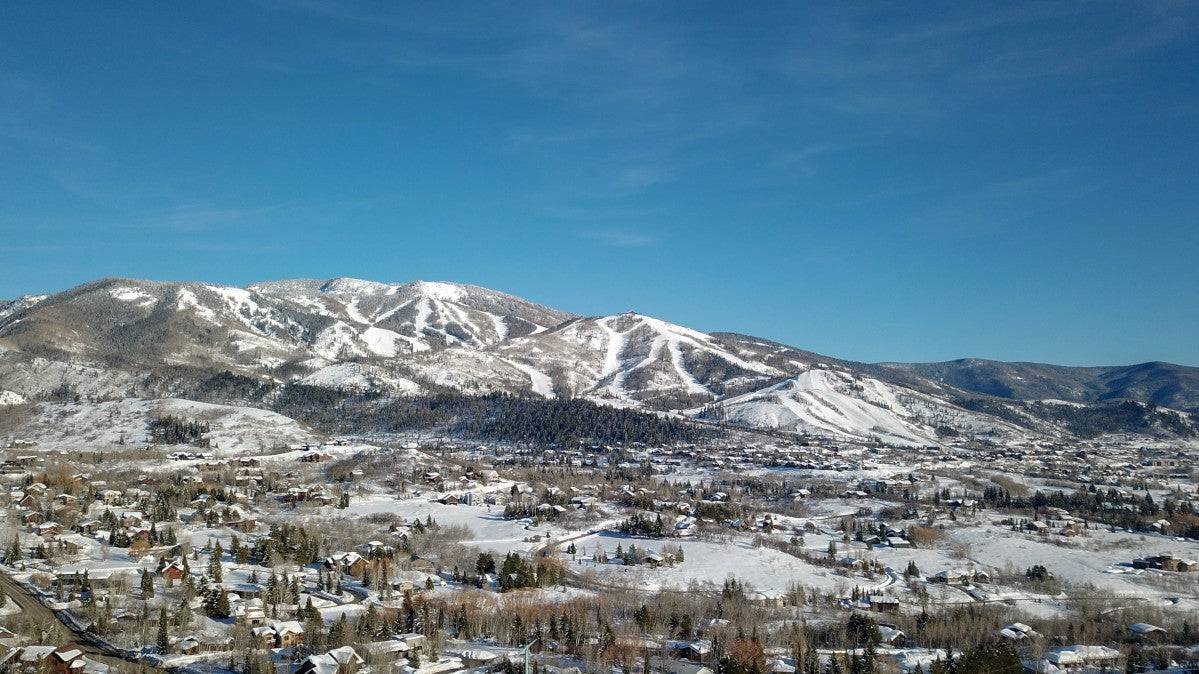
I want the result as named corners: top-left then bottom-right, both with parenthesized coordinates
top-left (403, 280), bottom-right (469, 302)
top-left (0, 274), bottom-right (1195, 442)
top-left (318, 277), bottom-right (396, 295)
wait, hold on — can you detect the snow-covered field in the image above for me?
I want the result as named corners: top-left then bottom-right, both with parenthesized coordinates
top-left (325, 495), bottom-right (593, 555)
top-left (530, 502), bottom-right (1199, 618)
top-left (706, 368), bottom-right (1028, 446)
top-left (948, 519), bottom-right (1199, 601)
top-left (567, 531), bottom-right (862, 596)
top-left (6, 398), bottom-right (323, 453)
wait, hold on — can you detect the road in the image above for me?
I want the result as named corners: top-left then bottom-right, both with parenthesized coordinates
top-left (530, 519), bottom-right (623, 556)
top-left (870, 566), bottom-right (899, 591)
top-left (0, 570), bottom-right (161, 672)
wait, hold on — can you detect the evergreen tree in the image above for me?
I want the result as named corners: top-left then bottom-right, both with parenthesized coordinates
top-left (328, 612), bottom-right (349, 648)
top-left (157, 607), bottom-right (170, 652)
top-left (176, 596), bottom-right (193, 630)
top-left (208, 543), bottom-right (223, 583)
top-left (204, 587), bottom-right (231, 618)
top-left (948, 642), bottom-right (1021, 674)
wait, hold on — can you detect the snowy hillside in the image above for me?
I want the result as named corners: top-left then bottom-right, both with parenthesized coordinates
top-left (0, 277), bottom-right (573, 381)
top-left (0, 279), bottom-right (319, 370)
top-left (0, 275), bottom-right (1194, 446)
top-left (494, 312), bottom-right (792, 406)
top-left (0, 356), bottom-right (158, 401)
top-left (0, 294), bottom-right (48, 323)
top-left (6, 398), bottom-right (323, 453)
top-left (296, 362), bottom-right (422, 394)
top-left (702, 367), bottom-right (1031, 446)
top-left (250, 277), bottom-right (573, 357)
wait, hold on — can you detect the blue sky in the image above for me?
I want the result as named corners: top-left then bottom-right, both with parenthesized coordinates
top-left (2, 2), bottom-right (1197, 365)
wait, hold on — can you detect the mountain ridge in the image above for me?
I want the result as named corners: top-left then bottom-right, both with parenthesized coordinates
top-left (1, 275), bottom-right (1195, 445)
top-left (878, 358), bottom-right (1199, 412)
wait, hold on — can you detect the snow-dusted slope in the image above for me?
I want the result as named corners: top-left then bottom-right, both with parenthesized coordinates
top-left (296, 362), bottom-right (422, 394)
top-left (0, 278), bottom-right (320, 371)
top-left (0, 295), bottom-right (48, 323)
top-left (2, 275), bottom-right (1192, 445)
top-left (7, 398), bottom-right (322, 453)
top-left (251, 277), bottom-right (573, 357)
top-left (703, 368), bottom-right (1029, 445)
top-left (494, 312), bottom-right (791, 406)
top-left (0, 277), bottom-right (574, 381)
top-left (0, 356), bottom-right (165, 402)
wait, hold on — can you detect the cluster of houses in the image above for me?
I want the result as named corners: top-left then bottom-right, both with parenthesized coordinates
top-left (0, 644), bottom-right (109, 674)
top-left (1023, 507), bottom-right (1089, 537)
top-left (3, 423), bottom-right (1199, 674)
top-left (1131, 554), bottom-right (1199, 572)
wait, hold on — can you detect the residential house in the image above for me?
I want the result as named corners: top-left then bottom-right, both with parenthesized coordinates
top-left (47, 647), bottom-right (87, 674)
top-left (296, 647), bottom-right (364, 674)
top-left (325, 552), bottom-right (369, 578)
top-left (1041, 645), bottom-right (1121, 671)
top-left (459, 650), bottom-right (500, 668)
top-left (274, 621), bottom-right (306, 648)
top-left (877, 624), bottom-right (905, 646)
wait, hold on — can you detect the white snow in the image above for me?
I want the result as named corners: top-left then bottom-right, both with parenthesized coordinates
top-left (361, 326), bottom-right (406, 357)
top-left (568, 532), bottom-right (855, 596)
top-left (597, 316), bottom-right (629, 397)
top-left (411, 280), bottom-right (467, 302)
top-left (499, 358), bottom-right (555, 398)
top-left (329, 495), bottom-right (582, 555)
top-left (1039, 399), bottom-right (1087, 408)
top-left (9, 398), bottom-right (322, 453)
top-left (108, 286), bottom-right (158, 306)
top-left (0, 294), bottom-right (47, 322)
top-left (513, 311), bottom-right (784, 404)
top-left (667, 337), bottom-right (711, 396)
top-left (712, 369), bottom-right (949, 445)
top-left (175, 287), bottom-right (217, 323)
top-left (298, 363), bottom-right (421, 394)
top-left (343, 297), bottom-right (371, 325)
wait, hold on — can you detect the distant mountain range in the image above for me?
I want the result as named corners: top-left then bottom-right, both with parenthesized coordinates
top-left (877, 359), bottom-right (1199, 412)
top-left (1, 277), bottom-right (1195, 446)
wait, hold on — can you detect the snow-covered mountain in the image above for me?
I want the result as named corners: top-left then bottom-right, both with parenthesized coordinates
top-left (880, 358), bottom-right (1199, 413)
top-left (0, 277), bottom-right (570, 374)
top-left (0, 279), bottom-right (309, 369)
top-left (0, 295), bottom-right (48, 323)
top-left (699, 368), bottom-right (1030, 446)
top-left (14, 397), bottom-right (322, 454)
top-left (250, 278), bottom-right (573, 357)
top-left (0, 275), bottom-right (1195, 445)
top-left (492, 312), bottom-right (796, 407)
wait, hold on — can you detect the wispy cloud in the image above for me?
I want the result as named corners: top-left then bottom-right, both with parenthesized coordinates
top-left (778, 2), bottom-right (1198, 121)
top-left (138, 204), bottom-right (283, 233)
top-left (144, 240), bottom-right (288, 254)
top-left (250, 2), bottom-right (760, 198)
top-left (0, 71), bottom-right (106, 155)
top-left (581, 229), bottom-right (660, 248)
top-left (888, 167), bottom-right (1102, 240)
top-left (0, 243), bottom-right (76, 254)
top-left (618, 166), bottom-right (671, 190)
